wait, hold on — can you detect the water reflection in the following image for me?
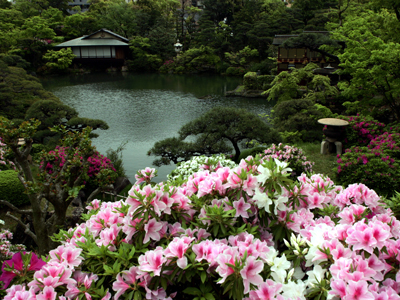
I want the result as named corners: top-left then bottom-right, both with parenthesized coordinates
top-left (42, 73), bottom-right (273, 182)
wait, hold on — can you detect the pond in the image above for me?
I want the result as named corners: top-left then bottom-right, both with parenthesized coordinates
top-left (42, 72), bottom-right (274, 183)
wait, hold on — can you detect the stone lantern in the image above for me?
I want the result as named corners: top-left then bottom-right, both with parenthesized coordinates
top-left (318, 118), bottom-right (349, 155)
top-left (174, 40), bottom-right (183, 54)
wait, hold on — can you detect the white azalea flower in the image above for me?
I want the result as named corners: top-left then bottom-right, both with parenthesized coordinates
top-left (281, 280), bottom-right (307, 300)
top-left (264, 247), bottom-right (278, 265)
top-left (274, 158), bottom-right (292, 174)
top-left (306, 264), bottom-right (326, 288)
top-left (293, 266), bottom-right (305, 280)
top-left (273, 195), bottom-right (288, 215)
top-left (256, 164), bottom-right (272, 183)
top-left (304, 224), bottom-right (331, 267)
top-left (253, 188), bottom-right (273, 213)
top-left (270, 253), bottom-right (291, 283)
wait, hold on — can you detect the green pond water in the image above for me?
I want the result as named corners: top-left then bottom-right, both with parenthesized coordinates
top-left (42, 72), bottom-right (274, 183)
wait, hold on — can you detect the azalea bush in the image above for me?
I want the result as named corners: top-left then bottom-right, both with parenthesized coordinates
top-left (336, 132), bottom-right (400, 197)
top-left (167, 154), bottom-right (237, 182)
top-left (338, 115), bottom-right (386, 149)
top-left (40, 146), bottom-right (117, 186)
top-left (2, 156), bottom-right (400, 300)
top-left (260, 143), bottom-right (314, 177)
top-left (0, 227), bottom-right (26, 262)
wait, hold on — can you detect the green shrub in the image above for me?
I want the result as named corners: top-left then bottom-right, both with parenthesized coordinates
top-left (237, 146), bottom-right (268, 163)
top-left (383, 191), bottom-right (400, 220)
top-left (243, 72), bottom-right (258, 89)
top-left (242, 72), bottom-right (274, 90)
top-left (249, 59), bottom-right (275, 75)
top-left (226, 66), bottom-right (246, 76)
top-left (216, 61), bottom-right (230, 74)
top-left (336, 145), bottom-right (400, 197)
top-left (258, 75), bottom-right (275, 90)
top-left (271, 99), bottom-right (327, 142)
top-left (0, 170), bottom-right (30, 207)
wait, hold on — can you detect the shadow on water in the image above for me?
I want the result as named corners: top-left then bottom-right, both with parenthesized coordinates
top-left (42, 72), bottom-right (274, 183)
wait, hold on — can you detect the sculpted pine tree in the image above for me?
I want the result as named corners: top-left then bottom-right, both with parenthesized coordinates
top-left (25, 100), bottom-right (109, 143)
top-left (0, 118), bottom-right (116, 255)
top-left (148, 106), bottom-right (281, 166)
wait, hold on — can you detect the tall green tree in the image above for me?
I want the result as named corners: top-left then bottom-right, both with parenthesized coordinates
top-left (94, 1), bottom-right (139, 38)
top-left (291, 0), bottom-right (324, 26)
top-left (62, 13), bottom-right (99, 39)
top-left (333, 9), bottom-right (400, 120)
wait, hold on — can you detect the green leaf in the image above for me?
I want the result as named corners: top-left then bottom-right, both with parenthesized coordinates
top-left (161, 277), bottom-right (168, 291)
top-left (200, 271), bottom-right (207, 283)
top-left (204, 293), bottom-right (215, 300)
top-left (183, 287), bottom-right (202, 296)
top-left (134, 290), bottom-right (142, 300)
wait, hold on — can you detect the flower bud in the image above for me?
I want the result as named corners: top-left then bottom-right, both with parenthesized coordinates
top-left (283, 239), bottom-right (291, 248)
top-left (290, 234), bottom-right (297, 246)
top-left (287, 268), bottom-right (295, 280)
top-left (302, 248), bottom-right (308, 255)
top-left (293, 250), bottom-right (299, 255)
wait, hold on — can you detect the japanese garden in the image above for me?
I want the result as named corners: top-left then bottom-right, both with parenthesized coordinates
top-left (1, 0), bottom-right (400, 299)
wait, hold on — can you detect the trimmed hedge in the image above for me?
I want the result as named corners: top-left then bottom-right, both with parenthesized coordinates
top-left (0, 170), bottom-right (30, 207)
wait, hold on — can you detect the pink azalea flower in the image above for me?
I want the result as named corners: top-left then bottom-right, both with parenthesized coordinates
top-left (0, 252), bottom-right (46, 289)
top-left (251, 279), bottom-right (282, 300)
top-left (164, 237), bottom-right (193, 269)
top-left (242, 175), bottom-right (258, 196)
top-left (36, 286), bottom-right (57, 300)
top-left (216, 253), bottom-right (236, 284)
top-left (345, 280), bottom-right (374, 300)
top-left (143, 219), bottom-right (163, 244)
top-left (233, 197), bottom-right (251, 218)
top-left (61, 246), bottom-right (83, 268)
top-left (240, 256), bottom-right (264, 294)
top-left (330, 279), bottom-right (347, 298)
top-left (139, 248), bottom-right (166, 276)
top-left (112, 267), bottom-right (140, 300)
top-left (346, 227), bottom-right (377, 254)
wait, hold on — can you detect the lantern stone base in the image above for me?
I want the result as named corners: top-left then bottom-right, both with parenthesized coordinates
top-left (321, 138), bottom-right (343, 155)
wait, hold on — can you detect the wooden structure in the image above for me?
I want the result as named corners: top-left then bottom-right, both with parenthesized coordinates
top-left (272, 31), bottom-right (339, 74)
top-left (55, 29), bottom-right (130, 69)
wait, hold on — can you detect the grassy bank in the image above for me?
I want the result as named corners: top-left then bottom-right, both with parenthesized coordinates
top-left (294, 142), bottom-right (338, 180)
